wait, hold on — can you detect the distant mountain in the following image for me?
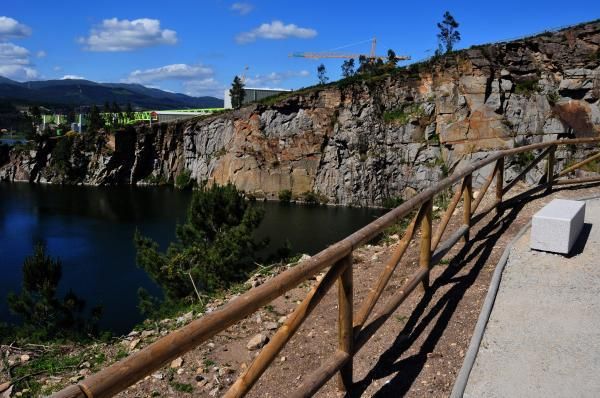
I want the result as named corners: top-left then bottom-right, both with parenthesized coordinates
top-left (0, 77), bottom-right (223, 110)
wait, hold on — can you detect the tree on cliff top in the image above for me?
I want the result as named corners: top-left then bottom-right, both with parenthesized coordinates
top-left (341, 59), bottom-right (355, 78)
top-left (317, 64), bottom-right (329, 85)
top-left (436, 11), bottom-right (461, 54)
top-left (134, 183), bottom-right (266, 304)
top-left (88, 105), bottom-right (103, 132)
top-left (230, 76), bottom-right (245, 109)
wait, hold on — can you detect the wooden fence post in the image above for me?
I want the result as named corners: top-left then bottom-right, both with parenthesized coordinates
top-left (546, 145), bottom-right (556, 190)
top-left (337, 255), bottom-right (353, 392)
top-left (463, 174), bottom-right (472, 242)
top-left (419, 200), bottom-right (433, 292)
top-left (496, 157), bottom-right (504, 210)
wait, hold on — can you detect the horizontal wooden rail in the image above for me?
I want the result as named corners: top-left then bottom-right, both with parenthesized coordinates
top-left (52, 137), bottom-right (600, 398)
top-left (556, 151), bottom-right (600, 178)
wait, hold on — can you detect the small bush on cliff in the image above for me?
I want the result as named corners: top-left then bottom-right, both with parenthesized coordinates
top-left (278, 189), bottom-right (292, 203)
top-left (134, 183), bottom-right (266, 305)
top-left (514, 79), bottom-right (540, 96)
top-left (6, 244), bottom-right (102, 342)
top-left (175, 169), bottom-right (194, 190)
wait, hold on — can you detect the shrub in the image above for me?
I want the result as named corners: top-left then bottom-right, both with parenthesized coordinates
top-left (134, 183), bottom-right (266, 305)
top-left (301, 191), bottom-right (327, 205)
top-left (382, 196), bottom-right (404, 209)
top-left (175, 169), bottom-right (193, 190)
top-left (547, 90), bottom-right (560, 106)
top-left (383, 104), bottom-right (424, 125)
top-left (278, 189), bottom-right (292, 203)
top-left (514, 79), bottom-right (540, 96)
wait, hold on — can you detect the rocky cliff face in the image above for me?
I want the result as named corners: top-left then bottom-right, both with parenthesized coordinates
top-left (2, 21), bottom-right (599, 205)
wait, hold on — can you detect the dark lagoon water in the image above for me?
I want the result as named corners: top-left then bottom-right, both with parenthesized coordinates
top-left (0, 183), bottom-right (384, 334)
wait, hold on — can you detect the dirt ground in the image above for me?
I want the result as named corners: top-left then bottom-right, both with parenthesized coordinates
top-left (3, 182), bottom-right (600, 398)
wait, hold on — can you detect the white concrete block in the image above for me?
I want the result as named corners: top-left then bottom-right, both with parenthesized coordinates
top-left (531, 199), bottom-right (586, 254)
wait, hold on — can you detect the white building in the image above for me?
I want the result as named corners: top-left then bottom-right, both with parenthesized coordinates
top-left (224, 87), bottom-right (292, 108)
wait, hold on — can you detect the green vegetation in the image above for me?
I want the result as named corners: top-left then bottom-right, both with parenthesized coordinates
top-left (50, 135), bottom-right (75, 174)
top-left (134, 183), bottom-right (266, 310)
top-left (8, 347), bottom-right (106, 396)
top-left (341, 59), bottom-right (355, 78)
top-left (383, 103), bottom-right (424, 125)
top-left (175, 169), bottom-right (194, 190)
top-left (5, 244), bottom-right (102, 343)
top-left (230, 76), bottom-right (245, 109)
top-left (317, 64), bottom-right (329, 85)
top-left (382, 196), bottom-right (404, 209)
top-left (170, 382), bottom-right (193, 393)
top-left (377, 211), bottom-right (415, 245)
top-left (436, 11), bottom-right (461, 55)
top-left (514, 79), bottom-right (540, 96)
top-left (547, 90), bottom-right (560, 106)
top-left (512, 142), bottom-right (536, 168)
top-left (301, 191), bottom-right (328, 205)
top-left (278, 189), bottom-right (292, 203)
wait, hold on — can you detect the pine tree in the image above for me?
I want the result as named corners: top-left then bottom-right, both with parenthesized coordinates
top-left (341, 59), bottom-right (355, 78)
top-left (437, 11), bottom-right (461, 54)
top-left (229, 76), bottom-right (246, 109)
top-left (88, 105), bottom-right (103, 132)
top-left (126, 103), bottom-right (134, 122)
top-left (134, 183), bottom-right (266, 305)
top-left (317, 64), bottom-right (329, 85)
top-left (6, 244), bottom-right (101, 341)
top-left (387, 49), bottom-right (398, 66)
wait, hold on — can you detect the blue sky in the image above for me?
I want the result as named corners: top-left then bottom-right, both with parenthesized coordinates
top-left (1, 1), bottom-right (599, 98)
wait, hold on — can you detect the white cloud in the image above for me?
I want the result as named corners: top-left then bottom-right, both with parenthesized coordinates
top-left (230, 2), bottom-right (254, 15)
top-left (36, 50), bottom-right (46, 58)
top-left (53, 66), bottom-right (62, 71)
top-left (124, 63), bottom-right (214, 83)
top-left (79, 18), bottom-right (178, 52)
top-left (245, 70), bottom-right (309, 87)
top-left (183, 78), bottom-right (225, 98)
top-left (0, 16), bottom-right (31, 40)
top-left (61, 74), bottom-right (85, 80)
top-left (0, 42), bottom-right (38, 80)
top-left (236, 20), bottom-right (317, 44)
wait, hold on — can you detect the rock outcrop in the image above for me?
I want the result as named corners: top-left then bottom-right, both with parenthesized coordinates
top-left (1, 20), bottom-right (599, 205)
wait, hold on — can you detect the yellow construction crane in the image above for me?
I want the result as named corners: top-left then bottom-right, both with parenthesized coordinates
top-left (289, 37), bottom-right (410, 61)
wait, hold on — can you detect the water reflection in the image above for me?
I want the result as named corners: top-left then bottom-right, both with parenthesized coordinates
top-left (0, 183), bottom-right (383, 334)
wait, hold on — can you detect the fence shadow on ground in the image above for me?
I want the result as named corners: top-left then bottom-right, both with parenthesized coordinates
top-left (347, 183), bottom-right (600, 397)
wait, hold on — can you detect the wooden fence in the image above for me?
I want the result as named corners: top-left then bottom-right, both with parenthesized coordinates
top-left (53, 137), bottom-right (600, 398)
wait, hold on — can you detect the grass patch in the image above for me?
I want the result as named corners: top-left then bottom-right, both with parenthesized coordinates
top-left (170, 382), bottom-right (193, 393)
top-left (514, 79), bottom-right (540, 96)
top-left (383, 104), bottom-right (424, 125)
top-left (9, 347), bottom-right (104, 396)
